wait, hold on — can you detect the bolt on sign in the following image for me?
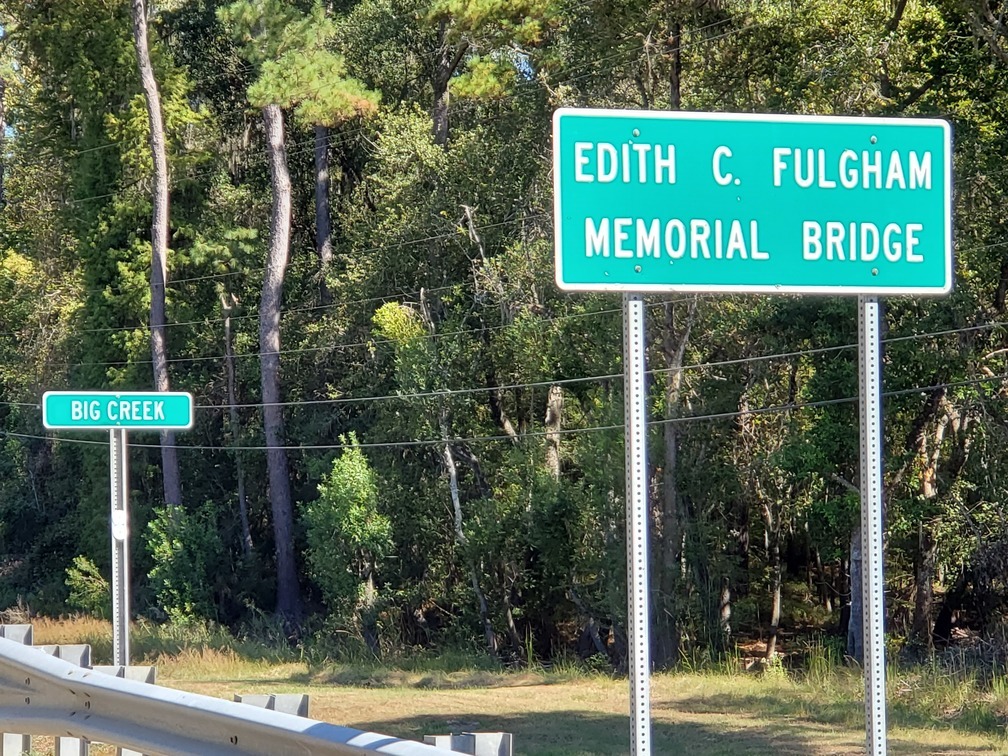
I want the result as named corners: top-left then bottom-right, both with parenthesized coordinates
top-left (552, 109), bottom-right (952, 294)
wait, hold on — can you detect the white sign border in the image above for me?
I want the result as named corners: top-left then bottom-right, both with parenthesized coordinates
top-left (552, 108), bottom-right (954, 296)
top-left (42, 390), bottom-right (195, 431)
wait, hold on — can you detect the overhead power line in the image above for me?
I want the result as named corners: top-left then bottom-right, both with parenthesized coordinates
top-left (27, 369), bottom-right (1008, 453)
top-left (10, 318), bottom-right (1007, 413)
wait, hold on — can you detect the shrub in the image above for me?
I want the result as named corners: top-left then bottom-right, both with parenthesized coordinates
top-left (146, 502), bottom-right (223, 624)
top-left (303, 434), bottom-right (392, 637)
top-left (65, 555), bottom-right (110, 618)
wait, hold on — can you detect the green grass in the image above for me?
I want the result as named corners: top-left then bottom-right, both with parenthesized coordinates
top-left (30, 616), bottom-right (1008, 754)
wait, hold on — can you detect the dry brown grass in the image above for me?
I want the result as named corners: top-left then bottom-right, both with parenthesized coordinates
top-left (29, 615), bottom-right (110, 646)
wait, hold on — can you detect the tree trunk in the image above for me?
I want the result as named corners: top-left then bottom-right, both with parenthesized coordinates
top-left (429, 39), bottom-right (449, 148)
top-left (653, 31), bottom-right (690, 660)
top-left (0, 75), bottom-right (6, 209)
top-left (765, 527), bottom-right (782, 660)
top-left (847, 525), bottom-right (864, 662)
top-left (910, 522), bottom-right (937, 648)
top-left (570, 580), bottom-right (608, 657)
top-left (222, 293), bottom-right (252, 557)
top-left (487, 377), bottom-right (519, 440)
top-left (440, 408), bottom-right (496, 654)
top-left (431, 21), bottom-right (467, 146)
top-left (996, 254), bottom-right (1008, 313)
top-left (544, 385), bottom-right (563, 479)
top-left (652, 296), bottom-right (696, 668)
top-left (814, 548), bottom-right (832, 613)
top-left (131, 0), bottom-right (182, 508)
top-left (360, 566), bottom-right (379, 656)
top-left (501, 566), bottom-right (523, 654)
top-left (260, 103), bottom-right (302, 627)
top-left (668, 16), bottom-right (682, 108)
top-left (314, 124), bottom-right (332, 306)
top-left (432, 70), bottom-right (450, 146)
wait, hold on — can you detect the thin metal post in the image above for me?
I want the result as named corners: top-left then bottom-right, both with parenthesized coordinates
top-left (858, 295), bottom-right (887, 755)
top-left (622, 293), bottom-right (651, 755)
top-left (109, 428), bottom-right (130, 667)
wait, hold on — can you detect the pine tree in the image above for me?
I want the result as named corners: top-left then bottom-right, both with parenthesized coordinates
top-left (219, 0), bottom-right (377, 627)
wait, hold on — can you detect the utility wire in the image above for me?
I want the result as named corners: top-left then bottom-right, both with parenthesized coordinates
top-left (22, 221), bottom-right (1008, 355)
top-left (188, 319), bottom-right (1008, 410)
top-left (63, 305), bottom-right (629, 369)
top-left (15, 319), bottom-right (1007, 416)
top-left (15, 232), bottom-right (1008, 343)
top-left (30, 369), bottom-right (1008, 452)
top-left (50, 300), bottom-right (1008, 374)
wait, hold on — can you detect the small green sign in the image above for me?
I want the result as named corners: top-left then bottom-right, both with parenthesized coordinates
top-left (553, 109), bottom-right (952, 294)
top-left (42, 391), bottom-right (194, 430)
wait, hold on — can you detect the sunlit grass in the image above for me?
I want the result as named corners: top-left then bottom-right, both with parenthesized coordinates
top-left (21, 616), bottom-right (1008, 754)
top-left (30, 614), bottom-right (110, 645)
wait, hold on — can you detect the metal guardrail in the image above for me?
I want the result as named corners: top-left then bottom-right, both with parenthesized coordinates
top-left (0, 636), bottom-right (446, 755)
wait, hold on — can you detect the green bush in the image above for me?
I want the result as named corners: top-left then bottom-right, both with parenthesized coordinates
top-left (303, 434), bottom-right (392, 616)
top-left (65, 554), bottom-right (110, 618)
top-left (145, 502), bottom-right (223, 624)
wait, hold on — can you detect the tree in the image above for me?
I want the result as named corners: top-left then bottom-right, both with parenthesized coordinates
top-left (130, 0), bottom-right (182, 508)
top-left (372, 299), bottom-right (499, 653)
top-left (304, 434), bottom-right (392, 651)
top-left (219, 0), bottom-right (378, 627)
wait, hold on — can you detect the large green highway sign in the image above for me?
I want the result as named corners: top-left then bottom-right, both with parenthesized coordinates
top-left (42, 391), bottom-right (194, 430)
top-left (553, 109), bottom-right (952, 294)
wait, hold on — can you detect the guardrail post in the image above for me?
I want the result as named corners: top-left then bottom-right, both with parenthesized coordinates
top-left (423, 732), bottom-right (512, 755)
top-left (273, 693), bottom-right (310, 717)
top-left (0, 626), bottom-right (32, 645)
top-left (0, 624), bottom-right (33, 756)
top-left (93, 665), bottom-right (157, 755)
top-left (470, 733), bottom-right (512, 756)
top-left (234, 693), bottom-right (274, 709)
top-left (124, 665), bottom-right (157, 685)
top-left (56, 734), bottom-right (88, 756)
top-left (235, 693), bottom-right (310, 717)
top-left (41, 644), bottom-right (92, 756)
top-left (120, 666), bottom-right (156, 756)
top-left (41, 644), bottom-right (92, 668)
top-left (0, 734), bottom-right (29, 756)
top-left (93, 665), bottom-right (156, 684)
top-left (424, 735), bottom-right (474, 753)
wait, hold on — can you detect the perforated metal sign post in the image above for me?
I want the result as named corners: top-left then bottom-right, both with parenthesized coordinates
top-left (42, 391), bottom-right (194, 667)
top-left (553, 108), bottom-right (952, 756)
top-left (622, 294), bottom-right (651, 754)
top-left (109, 427), bottom-right (130, 667)
top-left (858, 297), bottom-right (887, 752)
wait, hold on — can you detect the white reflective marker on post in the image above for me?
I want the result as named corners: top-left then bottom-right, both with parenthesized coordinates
top-left (858, 295), bottom-right (887, 754)
top-left (622, 293), bottom-right (651, 755)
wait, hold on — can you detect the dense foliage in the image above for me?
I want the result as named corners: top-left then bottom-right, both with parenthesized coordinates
top-left (0, 0), bottom-right (1007, 666)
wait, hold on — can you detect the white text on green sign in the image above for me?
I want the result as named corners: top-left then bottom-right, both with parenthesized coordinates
top-left (42, 391), bottom-right (194, 430)
top-left (552, 109), bottom-right (952, 294)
